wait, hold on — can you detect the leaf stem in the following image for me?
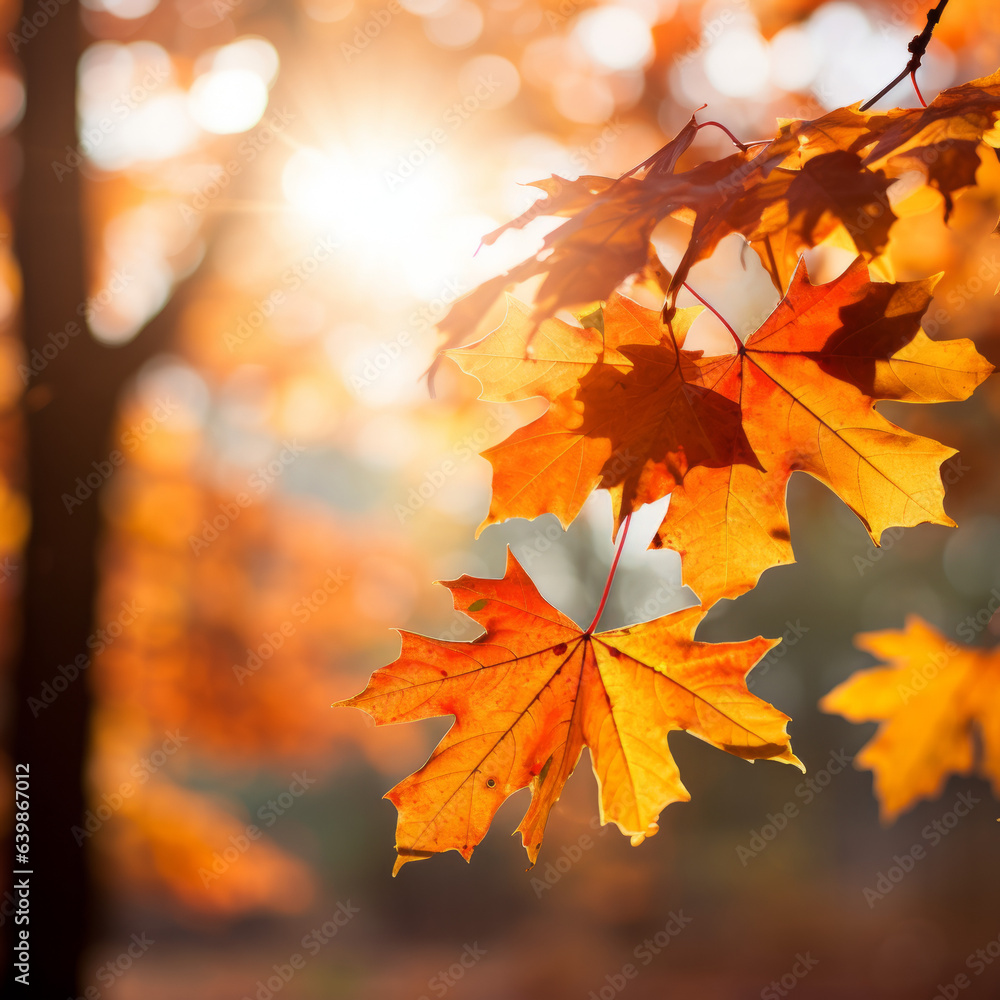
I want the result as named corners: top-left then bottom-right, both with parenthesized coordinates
top-left (859, 0), bottom-right (949, 112)
top-left (585, 513), bottom-right (632, 635)
top-left (910, 69), bottom-right (928, 108)
top-left (682, 281), bottom-right (744, 352)
top-left (693, 120), bottom-right (770, 153)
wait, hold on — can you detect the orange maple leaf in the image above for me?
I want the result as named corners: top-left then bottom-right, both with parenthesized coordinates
top-left (335, 552), bottom-right (802, 872)
top-left (449, 258), bottom-right (992, 605)
top-left (820, 616), bottom-right (1000, 821)
top-left (448, 292), bottom-right (745, 535)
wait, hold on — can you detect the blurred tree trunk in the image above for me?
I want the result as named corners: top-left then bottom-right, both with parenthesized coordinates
top-left (10, 0), bottom-right (198, 987)
top-left (12, 0), bottom-right (101, 991)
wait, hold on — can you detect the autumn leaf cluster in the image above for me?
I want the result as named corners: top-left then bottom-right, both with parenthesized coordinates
top-left (339, 70), bottom-right (999, 872)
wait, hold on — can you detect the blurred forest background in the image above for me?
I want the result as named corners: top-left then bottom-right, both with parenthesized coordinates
top-left (0, 0), bottom-right (999, 995)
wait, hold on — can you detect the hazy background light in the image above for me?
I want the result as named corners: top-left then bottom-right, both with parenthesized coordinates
top-left (574, 5), bottom-right (654, 71)
top-left (124, 93), bottom-right (200, 160)
top-left (768, 24), bottom-right (819, 92)
top-left (189, 69), bottom-right (270, 134)
top-left (210, 37), bottom-right (281, 88)
top-left (458, 54), bottom-right (520, 109)
top-left (80, 0), bottom-right (160, 19)
top-left (423, 0), bottom-right (485, 49)
top-left (0, 72), bottom-right (25, 135)
top-left (552, 73), bottom-right (616, 124)
top-left (400, 0), bottom-right (449, 14)
top-left (77, 42), bottom-right (200, 169)
top-left (704, 26), bottom-right (771, 98)
top-left (299, 0), bottom-right (354, 20)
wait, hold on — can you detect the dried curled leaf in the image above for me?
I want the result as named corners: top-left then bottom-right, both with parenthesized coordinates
top-left (437, 69), bottom-right (1000, 353)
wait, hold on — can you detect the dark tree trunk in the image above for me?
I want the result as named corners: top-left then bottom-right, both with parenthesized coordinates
top-left (5, 1), bottom-right (246, 987)
top-left (10, 0), bottom-right (103, 991)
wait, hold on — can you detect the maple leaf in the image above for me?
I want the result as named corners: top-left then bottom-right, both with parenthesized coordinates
top-left (820, 616), bottom-right (1000, 821)
top-left (448, 292), bottom-right (748, 534)
top-left (436, 71), bottom-right (1000, 355)
top-left (335, 552), bottom-right (802, 872)
top-left (771, 68), bottom-right (1000, 220)
top-left (449, 258), bottom-right (992, 606)
top-left (671, 149), bottom-right (897, 299)
top-left (656, 258), bottom-right (992, 603)
top-left (434, 120), bottom-right (764, 350)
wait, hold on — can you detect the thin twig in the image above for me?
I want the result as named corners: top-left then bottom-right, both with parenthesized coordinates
top-left (859, 0), bottom-right (949, 112)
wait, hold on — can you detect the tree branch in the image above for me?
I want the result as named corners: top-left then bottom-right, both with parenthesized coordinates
top-left (859, 0), bottom-right (950, 112)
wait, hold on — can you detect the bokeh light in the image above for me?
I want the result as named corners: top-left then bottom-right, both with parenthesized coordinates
top-left (189, 68), bottom-right (270, 134)
top-left (704, 25), bottom-right (770, 98)
top-left (574, 5), bottom-right (654, 72)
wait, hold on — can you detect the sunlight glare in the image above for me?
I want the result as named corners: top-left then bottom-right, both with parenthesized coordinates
top-left (282, 143), bottom-right (454, 267)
